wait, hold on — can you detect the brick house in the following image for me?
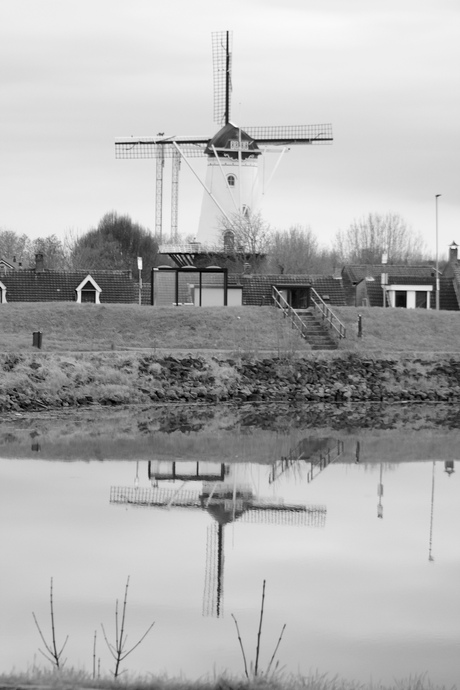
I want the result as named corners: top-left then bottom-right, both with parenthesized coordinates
top-left (0, 253), bottom-right (148, 304)
top-left (342, 263), bottom-right (459, 310)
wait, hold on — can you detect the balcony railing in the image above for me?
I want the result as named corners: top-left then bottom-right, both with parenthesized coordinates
top-left (271, 286), bottom-right (307, 339)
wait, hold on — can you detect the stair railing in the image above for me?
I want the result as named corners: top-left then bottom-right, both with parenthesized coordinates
top-left (310, 288), bottom-right (347, 339)
top-left (272, 286), bottom-right (306, 339)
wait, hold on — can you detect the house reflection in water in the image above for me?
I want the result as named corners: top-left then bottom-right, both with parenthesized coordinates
top-left (110, 454), bottom-right (328, 618)
top-left (269, 438), bottom-right (344, 485)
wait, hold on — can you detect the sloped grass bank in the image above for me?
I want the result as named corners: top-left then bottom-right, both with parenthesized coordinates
top-left (0, 303), bottom-right (307, 353)
top-left (2, 351), bottom-right (460, 413)
top-left (3, 302), bottom-right (460, 354)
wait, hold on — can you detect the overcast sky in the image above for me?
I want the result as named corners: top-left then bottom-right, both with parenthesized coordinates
top-left (1, 0), bottom-right (459, 257)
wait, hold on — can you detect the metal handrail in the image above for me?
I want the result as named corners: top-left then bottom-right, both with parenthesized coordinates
top-left (271, 286), bottom-right (306, 339)
top-left (310, 288), bottom-right (347, 339)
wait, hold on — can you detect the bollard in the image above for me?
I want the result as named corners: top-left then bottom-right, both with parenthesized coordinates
top-left (32, 331), bottom-right (43, 349)
top-left (357, 314), bottom-right (362, 338)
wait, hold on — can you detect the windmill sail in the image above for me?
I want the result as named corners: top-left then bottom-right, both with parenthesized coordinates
top-left (212, 30), bottom-right (232, 126)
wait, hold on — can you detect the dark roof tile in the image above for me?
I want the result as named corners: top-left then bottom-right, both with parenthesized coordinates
top-left (1, 270), bottom-right (139, 303)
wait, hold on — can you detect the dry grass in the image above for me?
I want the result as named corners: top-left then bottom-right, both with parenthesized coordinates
top-left (334, 306), bottom-right (460, 354)
top-left (0, 668), bottom-right (449, 690)
top-left (0, 304), bottom-right (309, 354)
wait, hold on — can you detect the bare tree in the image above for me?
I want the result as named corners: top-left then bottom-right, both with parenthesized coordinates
top-left (220, 210), bottom-right (272, 255)
top-left (101, 576), bottom-right (155, 678)
top-left (31, 235), bottom-right (70, 270)
top-left (0, 229), bottom-right (30, 264)
top-left (32, 578), bottom-right (69, 670)
top-left (335, 212), bottom-right (426, 264)
top-left (231, 580), bottom-right (286, 680)
top-left (268, 224), bottom-right (338, 274)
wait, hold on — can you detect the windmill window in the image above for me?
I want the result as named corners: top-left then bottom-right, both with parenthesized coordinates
top-left (224, 230), bottom-right (235, 251)
top-left (230, 140), bottom-right (249, 150)
top-left (242, 205), bottom-right (250, 218)
top-left (227, 174), bottom-right (236, 188)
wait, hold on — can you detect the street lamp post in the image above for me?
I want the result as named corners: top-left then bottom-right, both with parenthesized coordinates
top-left (435, 194), bottom-right (441, 311)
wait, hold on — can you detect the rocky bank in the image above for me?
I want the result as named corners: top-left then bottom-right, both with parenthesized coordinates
top-left (2, 351), bottom-right (460, 412)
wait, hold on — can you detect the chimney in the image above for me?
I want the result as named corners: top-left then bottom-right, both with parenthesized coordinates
top-left (35, 253), bottom-right (45, 273)
top-left (449, 241), bottom-right (458, 263)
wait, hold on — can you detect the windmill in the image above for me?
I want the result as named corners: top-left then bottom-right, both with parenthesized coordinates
top-left (110, 461), bottom-right (326, 618)
top-left (115, 31), bottom-right (333, 247)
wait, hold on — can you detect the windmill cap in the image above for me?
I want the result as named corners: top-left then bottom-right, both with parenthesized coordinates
top-left (205, 122), bottom-right (261, 158)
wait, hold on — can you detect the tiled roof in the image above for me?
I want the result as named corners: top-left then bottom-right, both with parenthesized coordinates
top-left (387, 275), bottom-right (434, 285)
top-left (0, 257), bottom-right (25, 270)
top-left (1, 270), bottom-right (140, 303)
top-left (440, 277), bottom-right (459, 310)
top-left (311, 276), bottom-right (346, 305)
top-left (240, 274), bottom-right (345, 306)
top-left (364, 281), bottom-right (387, 307)
top-left (344, 264), bottom-right (436, 283)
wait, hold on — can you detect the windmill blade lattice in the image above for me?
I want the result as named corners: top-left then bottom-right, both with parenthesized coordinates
top-left (212, 30), bottom-right (232, 126)
top-left (243, 123), bottom-right (333, 145)
top-left (115, 137), bottom-right (208, 159)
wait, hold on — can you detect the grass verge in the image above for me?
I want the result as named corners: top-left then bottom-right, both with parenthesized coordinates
top-left (0, 668), bottom-right (451, 690)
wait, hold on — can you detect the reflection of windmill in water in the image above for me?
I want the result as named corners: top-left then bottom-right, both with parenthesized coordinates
top-left (110, 460), bottom-right (326, 618)
top-left (115, 31), bottom-right (333, 244)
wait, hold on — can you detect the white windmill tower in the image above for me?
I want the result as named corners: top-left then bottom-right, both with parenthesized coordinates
top-left (195, 32), bottom-right (263, 246)
top-left (115, 31), bottom-right (333, 249)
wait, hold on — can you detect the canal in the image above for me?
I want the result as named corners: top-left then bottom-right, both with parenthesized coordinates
top-left (1, 405), bottom-right (459, 687)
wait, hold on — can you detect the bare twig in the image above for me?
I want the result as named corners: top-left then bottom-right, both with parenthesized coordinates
top-left (101, 576), bottom-right (155, 678)
top-left (231, 614), bottom-right (249, 680)
top-left (254, 579), bottom-right (266, 676)
top-left (32, 578), bottom-right (68, 669)
top-left (231, 580), bottom-right (286, 680)
top-left (92, 630), bottom-right (97, 680)
top-left (266, 623), bottom-right (286, 675)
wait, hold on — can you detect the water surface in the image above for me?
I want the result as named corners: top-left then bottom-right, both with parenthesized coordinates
top-left (1, 414), bottom-right (459, 686)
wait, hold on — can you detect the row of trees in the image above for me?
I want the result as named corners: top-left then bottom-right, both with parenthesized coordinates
top-left (0, 213), bottom-right (159, 279)
top-left (0, 210), bottom-right (431, 278)
top-left (221, 210), bottom-right (429, 272)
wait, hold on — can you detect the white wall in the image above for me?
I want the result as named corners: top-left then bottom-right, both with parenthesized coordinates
top-left (193, 286), bottom-right (242, 306)
top-left (196, 158), bottom-right (260, 246)
top-left (387, 285), bottom-right (432, 308)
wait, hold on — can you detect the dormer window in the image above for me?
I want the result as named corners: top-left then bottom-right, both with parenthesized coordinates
top-left (75, 274), bottom-right (102, 304)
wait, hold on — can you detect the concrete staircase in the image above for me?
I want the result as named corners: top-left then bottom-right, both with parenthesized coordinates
top-left (295, 309), bottom-right (338, 350)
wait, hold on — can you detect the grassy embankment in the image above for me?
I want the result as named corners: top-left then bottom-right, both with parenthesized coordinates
top-left (2, 303), bottom-right (460, 411)
top-left (2, 301), bottom-right (460, 354)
